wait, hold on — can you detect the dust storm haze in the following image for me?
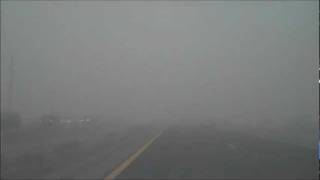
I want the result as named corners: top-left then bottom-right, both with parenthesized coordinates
top-left (0, 1), bottom-right (318, 179)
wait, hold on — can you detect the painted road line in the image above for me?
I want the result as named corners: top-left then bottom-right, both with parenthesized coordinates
top-left (104, 131), bottom-right (163, 180)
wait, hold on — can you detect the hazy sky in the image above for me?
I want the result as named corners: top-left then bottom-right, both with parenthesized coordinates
top-left (1, 1), bottom-right (318, 123)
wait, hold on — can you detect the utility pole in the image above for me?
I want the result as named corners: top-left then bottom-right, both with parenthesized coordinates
top-left (8, 55), bottom-right (14, 112)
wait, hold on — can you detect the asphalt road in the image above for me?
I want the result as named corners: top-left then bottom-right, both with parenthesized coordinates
top-left (116, 124), bottom-right (317, 179)
top-left (47, 124), bottom-right (162, 180)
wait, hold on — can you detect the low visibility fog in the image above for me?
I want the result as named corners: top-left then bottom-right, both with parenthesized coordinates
top-left (0, 1), bottom-right (318, 179)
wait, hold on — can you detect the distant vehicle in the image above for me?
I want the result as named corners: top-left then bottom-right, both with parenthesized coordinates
top-left (39, 114), bottom-right (61, 127)
top-left (37, 114), bottom-right (97, 128)
top-left (73, 116), bottom-right (95, 125)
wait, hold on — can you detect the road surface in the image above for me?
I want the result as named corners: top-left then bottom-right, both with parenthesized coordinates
top-left (109, 124), bottom-right (317, 179)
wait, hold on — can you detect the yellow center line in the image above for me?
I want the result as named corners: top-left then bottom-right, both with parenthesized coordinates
top-left (104, 131), bottom-right (163, 180)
